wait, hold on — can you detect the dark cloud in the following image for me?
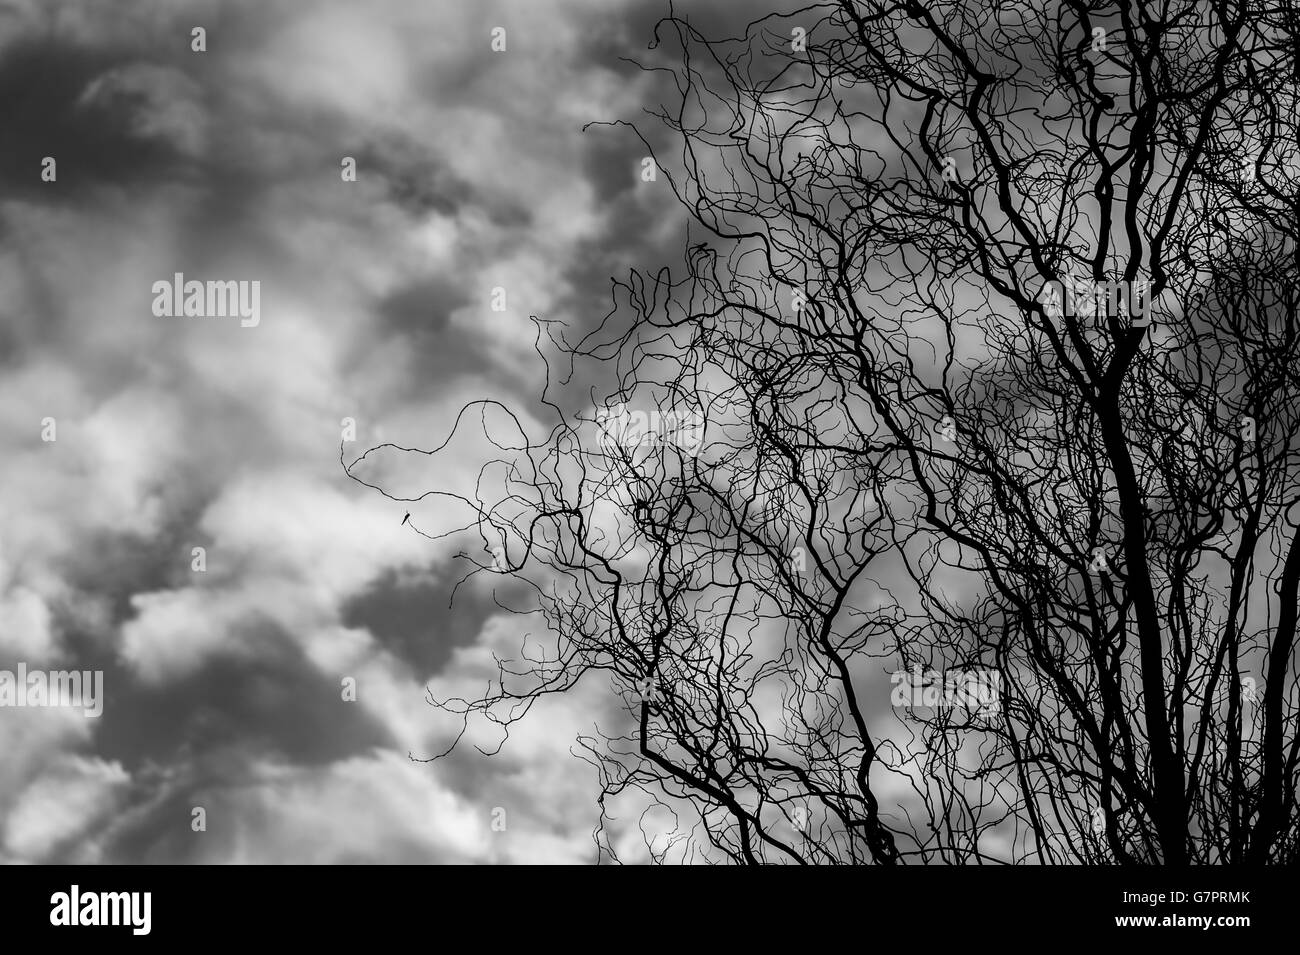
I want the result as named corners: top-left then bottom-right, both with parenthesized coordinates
top-left (342, 567), bottom-right (526, 680)
top-left (0, 0), bottom-right (689, 864)
top-left (0, 40), bottom-right (197, 198)
top-left (366, 276), bottom-right (496, 391)
top-left (358, 138), bottom-right (466, 220)
top-left (93, 620), bottom-right (394, 772)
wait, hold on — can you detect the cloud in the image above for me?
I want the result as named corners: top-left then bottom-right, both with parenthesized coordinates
top-left (76, 62), bottom-right (209, 157)
top-left (0, 0), bottom-right (686, 863)
top-left (2, 752), bottom-right (127, 863)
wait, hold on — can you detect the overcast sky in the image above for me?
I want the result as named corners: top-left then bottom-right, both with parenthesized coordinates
top-left (0, 0), bottom-right (758, 864)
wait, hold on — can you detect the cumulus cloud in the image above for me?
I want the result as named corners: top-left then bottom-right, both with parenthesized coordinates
top-left (3, 754), bottom-right (129, 862)
top-left (0, 0), bottom-right (682, 863)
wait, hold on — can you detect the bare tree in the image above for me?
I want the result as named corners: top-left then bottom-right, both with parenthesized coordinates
top-left (346, 0), bottom-right (1300, 864)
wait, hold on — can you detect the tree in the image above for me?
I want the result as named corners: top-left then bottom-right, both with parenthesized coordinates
top-left (346, 0), bottom-right (1300, 864)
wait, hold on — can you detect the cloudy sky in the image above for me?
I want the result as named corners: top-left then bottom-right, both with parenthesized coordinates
top-left (0, 0), bottom-right (760, 864)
